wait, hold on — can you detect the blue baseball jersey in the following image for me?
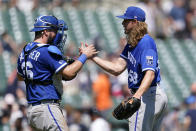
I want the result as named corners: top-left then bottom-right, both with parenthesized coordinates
top-left (120, 34), bottom-right (161, 89)
top-left (17, 42), bottom-right (67, 104)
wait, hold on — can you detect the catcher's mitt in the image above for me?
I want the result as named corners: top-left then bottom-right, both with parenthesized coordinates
top-left (112, 97), bottom-right (141, 120)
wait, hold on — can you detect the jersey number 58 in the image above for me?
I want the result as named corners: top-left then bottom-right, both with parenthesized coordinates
top-left (128, 70), bottom-right (138, 84)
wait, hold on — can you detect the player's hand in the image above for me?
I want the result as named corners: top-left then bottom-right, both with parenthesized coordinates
top-left (78, 43), bottom-right (89, 55)
top-left (79, 42), bottom-right (98, 59)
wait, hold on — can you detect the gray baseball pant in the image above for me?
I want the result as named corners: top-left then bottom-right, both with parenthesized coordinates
top-left (27, 103), bottom-right (69, 131)
top-left (128, 84), bottom-right (168, 131)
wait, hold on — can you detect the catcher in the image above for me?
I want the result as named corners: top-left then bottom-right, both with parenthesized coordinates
top-left (17, 15), bottom-right (97, 130)
top-left (89, 6), bottom-right (168, 131)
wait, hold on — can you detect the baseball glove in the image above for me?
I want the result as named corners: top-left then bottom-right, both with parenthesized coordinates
top-left (112, 97), bottom-right (141, 120)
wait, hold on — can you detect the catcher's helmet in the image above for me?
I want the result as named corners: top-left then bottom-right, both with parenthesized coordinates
top-left (30, 15), bottom-right (68, 32)
top-left (31, 15), bottom-right (68, 53)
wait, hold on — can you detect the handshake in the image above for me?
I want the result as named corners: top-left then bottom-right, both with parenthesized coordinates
top-left (62, 42), bottom-right (99, 81)
top-left (78, 42), bottom-right (98, 59)
top-left (65, 42), bottom-right (98, 64)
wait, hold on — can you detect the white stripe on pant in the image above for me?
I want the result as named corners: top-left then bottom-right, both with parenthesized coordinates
top-left (27, 103), bottom-right (69, 131)
top-left (128, 84), bottom-right (168, 131)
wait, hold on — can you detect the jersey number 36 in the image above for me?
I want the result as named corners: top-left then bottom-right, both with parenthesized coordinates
top-left (21, 61), bottom-right (33, 79)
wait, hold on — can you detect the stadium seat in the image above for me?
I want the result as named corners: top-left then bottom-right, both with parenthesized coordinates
top-left (67, 8), bottom-right (86, 45)
top-left (168, 39), bottom-right (195, 84)
top-left (95, 8), bottom-right (119, 52)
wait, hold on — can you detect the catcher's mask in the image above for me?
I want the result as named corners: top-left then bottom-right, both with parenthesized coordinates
top-left (30, 15), bottom-right (68, 53)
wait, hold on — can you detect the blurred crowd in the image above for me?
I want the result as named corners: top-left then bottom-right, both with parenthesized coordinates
top-left (0, 0), bottom-right (196, 41)
top-left (134, 0), bottom-right (196, 41)
top-left (0, 0), bottom-right (196, 131)
top-left (161, 83), bottom-right (196, 131)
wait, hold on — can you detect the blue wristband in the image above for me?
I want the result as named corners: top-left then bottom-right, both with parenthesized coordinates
top-left (77, 54), bottom-right (87, 64)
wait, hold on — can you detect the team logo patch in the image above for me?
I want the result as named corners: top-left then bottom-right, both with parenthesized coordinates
top-left (59, 60), bottom-right (64, 64)
top-left (146, 56), bottom-right (153, 65)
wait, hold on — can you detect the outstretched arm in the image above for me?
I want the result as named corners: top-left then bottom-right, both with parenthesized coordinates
top-left (61, 43), bottom-right (98, 80)
top-left (92, 56), bottom-right (127, 76)
top-left (61, 60), bottom-right (83, 80)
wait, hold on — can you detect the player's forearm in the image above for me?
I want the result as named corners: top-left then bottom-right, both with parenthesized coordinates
top-left (92, 56), bottom-right (124, 76)
top-left (62, 60), bottom-right (83, 78)
top-left (133, 70), bottom-right (155, 99)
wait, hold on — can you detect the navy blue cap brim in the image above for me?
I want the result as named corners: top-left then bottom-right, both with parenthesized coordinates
top-left (116, 15), bottom-right (133, 20)
top-left (117, 15), bottom-right (145, 22)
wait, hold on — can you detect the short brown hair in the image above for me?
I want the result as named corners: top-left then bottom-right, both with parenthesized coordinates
top-left (34, 31), bottom-right (43, 40)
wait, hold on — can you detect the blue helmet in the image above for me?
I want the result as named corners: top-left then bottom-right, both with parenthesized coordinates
top-left (31, 15), bottom-right (68, 53)
top-left (30, 15), bottom-right (68, 32)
